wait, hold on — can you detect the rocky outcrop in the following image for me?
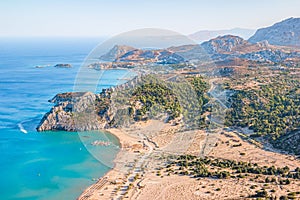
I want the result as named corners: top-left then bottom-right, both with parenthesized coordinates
top-left (248, 17), bottom-right (300, 47)
top-left (201, 35), bottom-right (249, 54)
top-left (37, 91), bottom-right (114, 131)
top-left (37, 76), bottom-right (147, 132)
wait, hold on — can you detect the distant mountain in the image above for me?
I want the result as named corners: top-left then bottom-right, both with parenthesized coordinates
top-left (189, 28), bottom-right (255, 43)
top-left (248, 17), bottom-right (300, 47)
top-left (94, 34), bottom-right (300, 70)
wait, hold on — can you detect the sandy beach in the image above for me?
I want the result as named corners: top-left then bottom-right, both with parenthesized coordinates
top-left (78, 121), bottom-right (300, 200)
top-left (78, 120), bottom-right (160, 200)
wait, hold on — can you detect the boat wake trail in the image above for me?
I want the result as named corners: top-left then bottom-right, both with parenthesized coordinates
top-left (18, 123), bottom-right (28, 134)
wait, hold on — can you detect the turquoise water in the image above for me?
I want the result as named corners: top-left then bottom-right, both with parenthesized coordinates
top-left (0, 38), bottom-right (127, 199)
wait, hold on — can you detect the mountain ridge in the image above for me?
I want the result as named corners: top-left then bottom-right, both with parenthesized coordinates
top-left (249, 17), bottom-right (300, 47)
top-left (94, 34), bottom-right (300, 69)
top-left (189, 28), bottom-right (255, 43)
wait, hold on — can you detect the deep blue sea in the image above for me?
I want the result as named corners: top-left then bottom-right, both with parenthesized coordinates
top-left (0, 37), bottom-right (130, 199)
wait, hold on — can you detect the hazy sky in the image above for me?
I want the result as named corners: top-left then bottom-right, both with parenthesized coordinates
top-left (1, 0), bottom-right (300, 37)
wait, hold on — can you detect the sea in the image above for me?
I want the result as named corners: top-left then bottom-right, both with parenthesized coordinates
top-left (0, 37), bottom-right (130, 200)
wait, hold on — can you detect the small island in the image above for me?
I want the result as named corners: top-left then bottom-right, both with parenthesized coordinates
top-left (54, 63), bottom-right (72, 68)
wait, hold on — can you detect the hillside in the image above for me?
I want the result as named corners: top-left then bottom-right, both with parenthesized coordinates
top-left (248, 17), bottom-right (300, 47)
top-left (224, 63), bottom-right (300, 155)
top-left (99, 45), bottom-right (136, 61)
top-left (201, 35), bottom-right (249, 54)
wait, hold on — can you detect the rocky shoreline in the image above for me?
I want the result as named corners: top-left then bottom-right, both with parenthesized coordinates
top-left (37, 90), bottom-right (113, 131)
top-left (36, 75), bottom-right (168, 132)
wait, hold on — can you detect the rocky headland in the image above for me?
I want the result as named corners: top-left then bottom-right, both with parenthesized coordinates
top-left (36, 75), bottom-right (194, 132)
top-left (37, 91), bottom-right (112, 131)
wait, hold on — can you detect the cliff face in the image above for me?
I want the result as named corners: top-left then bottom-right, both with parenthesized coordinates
top-left (37, 76), bottom-right (150, 132)
top-left (37, 91), bottom-right (114, 131)
top-left (248, 17), bottom-right (300, 47)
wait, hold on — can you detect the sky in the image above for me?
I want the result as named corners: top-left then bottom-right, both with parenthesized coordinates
top-left (0, 0), bottom-right (300, 37)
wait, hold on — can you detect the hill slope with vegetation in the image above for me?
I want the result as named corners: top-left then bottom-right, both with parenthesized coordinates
top-left (225, 67), bottom-right (300, 154)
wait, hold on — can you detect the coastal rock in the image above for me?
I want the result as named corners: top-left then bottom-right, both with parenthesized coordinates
top-left (37, 77), bottom-right (142, 132)
top-left (37, 91), bottom-right (113, 131)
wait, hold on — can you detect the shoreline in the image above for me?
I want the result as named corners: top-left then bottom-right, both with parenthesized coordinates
top-left (77, 125), bottom-right (148, 200)
top-left (77, 121), bottom-right (300, 200)
top-left (77, 129), bottom-right (124, 200)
